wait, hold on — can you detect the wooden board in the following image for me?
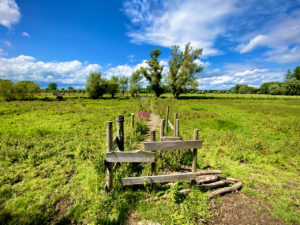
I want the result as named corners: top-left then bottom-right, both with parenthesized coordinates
top-left (160, 136), bottom-right (181, 141)
top-left (121, 173), bottom-right (197, 185)
top-left (105, 151), bottom-right (155, 163)
top-left (143, 140), bottom-right (202, 152)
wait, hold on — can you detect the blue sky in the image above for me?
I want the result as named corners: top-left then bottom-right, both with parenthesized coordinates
top-left (0, 0), bottom-right (299, 89)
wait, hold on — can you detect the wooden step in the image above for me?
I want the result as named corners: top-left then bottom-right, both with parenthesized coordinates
top-left (105, 151), bottom-right (155, 163)
top-left (144, 140), bottom-right (202, 151)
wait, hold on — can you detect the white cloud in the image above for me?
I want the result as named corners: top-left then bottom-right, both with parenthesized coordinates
top-left (0, 55), bottom-right (101, 84)
top-left (235, 69), bottom-right (269, 76)
top-left (237, 9), bottom-right (300, 63)
top-left (123, 0), bottom-right (238, 55)
top-left (104, 60), bottom-right (148, 78)
top-left (3, 40), bottom-right (12, 47)
top-left (0, 0), bottom-right (21, 29)
top-left (22, 32), bottom-right (31, 38)
top-left (0, 48), bottom-right (7, 56)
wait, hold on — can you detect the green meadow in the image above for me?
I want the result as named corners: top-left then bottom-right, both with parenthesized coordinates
top-left (0, 96), bottom-right (299, 224)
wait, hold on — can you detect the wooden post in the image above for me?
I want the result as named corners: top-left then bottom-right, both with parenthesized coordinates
top-left (175, 119), bottom-right (179, 137)
top-left (166, 106), bottom-right (169, 133)
top-left (105, 121), bottom-right (113, 193)
top-left (150, 130), bottom-right (156, 175)
top-left (192, 129), bottom-right (199, 172)
top-left (131, 113), bottom-right (134, 129)
top-left (116, 115), bottom-right (124, 151)
top-left (160, 119), bottom-right (165, 138)
top-left (174, 113), bottom-right (177, 137)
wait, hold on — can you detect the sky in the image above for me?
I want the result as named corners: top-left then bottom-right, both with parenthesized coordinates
top-left (0, 0), bottom-right (299, 90)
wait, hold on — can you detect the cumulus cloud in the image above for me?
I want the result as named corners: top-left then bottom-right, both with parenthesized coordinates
top-left (0, 55), bottom-right (101, 84)
top-left (0, 0), bottom-right (21, 29)
top-left (199, 64), bottom-right (283, 90)
top-left (123, 0), bottom-right (238, 55)
top-left (237, 9), bottom-right (300, 63)
top-left (22, 32), bottom-right (31, 38)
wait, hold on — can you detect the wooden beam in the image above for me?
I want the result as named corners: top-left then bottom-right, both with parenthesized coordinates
top-left (144, 140), bottom-right (202, 152)
top-left (160, 136), bottom-right (181, 141)
top-left (106, 151), bottom-right (155, 163)
top-left (121, 173), bottom-right (197, 185)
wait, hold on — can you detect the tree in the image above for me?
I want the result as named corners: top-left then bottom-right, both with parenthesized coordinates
top-left (85, 72), bottom-right (107, 99)
top-left (48, 83), bottom-right (57, 91)
top-left (259, 82), bottom-right (281, 94)
top-left (107, 76), bottom-right (120, 98)
top-left (292, 66), bottom-right (300, 80)
top-left (14, 81), bottom-right (41, 99)
top-left (119, 76), bottom-right (129, 96)
top-left (268, 84), bottom-right (282, 95)
top-left (238, 85), bottom-right (256, 94)
top-left (0, 79), bottom-right (15, 101)
top-left (167, 43), bottom-right (203, 98)
top-left (129, 71), bottom-right (143, 97)
top-left (138, 49), bottom-right (164, 97)
top-left (283, 78), bottom-right (300, 95)
top-left (285, 69), bottom-right (293, 80)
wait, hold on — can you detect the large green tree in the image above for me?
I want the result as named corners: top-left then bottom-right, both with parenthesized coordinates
top-left (14, 81), bottom-right (41, 99)
top-left (119, 76), bottom-right (129, 96)
top-left (107, 76), bottom-right (120, 98)
top-left (138, 49), bottom-right (164, 97)
top-left (85, 72), bottom-right (107, 99)
top-left (0, 79), bottom-right (15, 101)
top-left (167, 43), bottom-right (203, 98)
top-left (48, 83), bottom-right (57, 91)
top-left (129, 71), bottom-right (143, 97)
top-left (292, 66), bottom-right (300, 80)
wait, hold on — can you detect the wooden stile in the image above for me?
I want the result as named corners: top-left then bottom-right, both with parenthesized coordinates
top-left (144, 140), bottom-right (202, 152)
top-left (121, 173), bottom-right (197, 185)
top-left (106, 151), bottom-right (155, 163)
top-left (160, 136), bottom-right (181, 141)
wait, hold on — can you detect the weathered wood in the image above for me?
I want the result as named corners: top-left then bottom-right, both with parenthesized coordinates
top-left (105, 121), bottom-right (113, 193)
top-left (196, 170), bottom-right (222, 175)
top-left (166, 106), bottom-right (169, 132)
top-left (175, 119), bottom-right (179, 137)
top-left (131, 113), bottom-right (134, 129)
top-left (200, 180), bottom-right (230, 189)
top-left (160, 119), bottom-right (165, 138)
top-left (106, 151), bottom-right (155, 163)
top-left (160, 136), bottom-right (181, 141)
top-left (208, 182), bottom-right (243, 199)
top-left (144, 140), bottom-right (202, 152)
top-left (196, 175), bottom-right (219, 184)
top-left (150, 130), bottom-right (156, 175)
top-left (116, 115), bottom-right (124, 151)
top-left (112, 136), bottom-right (119, 150)
top-left (192, 129), bottom-right (199, 173)
top-left (168, 120), bottom-right (174, 131)
top-left (121, 173), bottom-right (197, 185)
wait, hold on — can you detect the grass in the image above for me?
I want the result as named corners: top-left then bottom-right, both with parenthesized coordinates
top-left (0, 95), bottom-right (299, 224)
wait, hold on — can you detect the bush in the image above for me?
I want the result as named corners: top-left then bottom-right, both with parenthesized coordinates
top-left (0, 79), bottom-right (15, 101)
top-left (85, 72), bottom-right (107, 99)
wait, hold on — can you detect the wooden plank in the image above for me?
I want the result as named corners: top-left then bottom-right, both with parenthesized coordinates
top-left (168, 120), bottom-right (174, 131)
top-left (160, 136), bottom-right (181, 141)
top-left (106, 151), bottom-right (155, 163)
top-left (144, 140), bottom-right (202, 151)
top-left (121, 172), bottom-right (197, 185)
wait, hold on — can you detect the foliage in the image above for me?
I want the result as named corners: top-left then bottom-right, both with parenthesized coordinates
top-left (48, 82), bottom-right (57, 91)
top-left (283, 78), bottom-right (300, 95)
top-left (232, 84), bottom-right (256, 94)
top-left (119, 76), bottom-right (129, 96)
top-left (0, 79), bottom-right (15, 101)
top-left (138, 49), bottom-right (164, 97)
top-left (14, 81), bottom-right (41, 99)
top-left (85, 72), bottom-right (107, 99)
top-left (167, 43), bottom-right (203, 98)
top-left (107, 76), bottom-right (120, 98)
top-left (129, 70), bottom-right (143, 97)
top-left (292, 66), bottom-right (300, 80)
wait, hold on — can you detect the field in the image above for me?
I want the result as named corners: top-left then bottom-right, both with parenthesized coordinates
top-left (0, 95), bottom-right (299, 224)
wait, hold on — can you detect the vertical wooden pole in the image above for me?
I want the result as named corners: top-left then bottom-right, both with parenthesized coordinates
top-left (131, 113), bottom-right (134, 129)
top-left (150, 130), bottom-right (156, 175)
top-left (166, 106), bottom-right (169, 133)
top-left (192, 129), bottom-right (199, 172)
top-left (174, 113), bottom-right (177, 137)
top-left (116, 115), bottom-right (124, 151)
top-left (175, 119), bottom-right (179, 137)
top-left (105, 121), bottom-right (113, 192)
top-left (160, 119), bottom-right (165, 138)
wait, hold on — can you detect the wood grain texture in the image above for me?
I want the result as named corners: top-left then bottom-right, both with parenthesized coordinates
top-left (208, 182), bottom-right (243, 198)
top-left (105, 151), bottom-right (155, 163)
top-left (121, 172), bottom-right (197, 185)
top-left (143, 140), bottom-right (202, 151)
top-left (160, 136), bottom-right (181, 141)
